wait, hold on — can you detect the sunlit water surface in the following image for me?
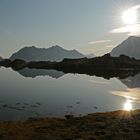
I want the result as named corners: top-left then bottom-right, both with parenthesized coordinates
top-left (0, 67), bottom-right (140, 121)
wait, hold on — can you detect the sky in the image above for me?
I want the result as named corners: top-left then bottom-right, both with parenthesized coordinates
top-left (0, 0), bottom-right (140, 57)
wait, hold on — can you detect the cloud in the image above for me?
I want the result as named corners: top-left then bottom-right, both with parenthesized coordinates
top-left (110, 4), bottom-right (140, 36)
top-left (132, 5), bottom-right (140, 10)
top-left (88, 40), bottom-right (111, 45)
top-left (110, 24), bottom-right (140, 36)
top-left (105, 45), bottom-right (115, 48)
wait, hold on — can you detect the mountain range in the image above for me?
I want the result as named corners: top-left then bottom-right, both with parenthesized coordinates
top-left (4, 36), bottom-right (140, 62)
top-left (10, 45), bottom-right (93, 62)
top-left (111, 36), bottom-right (140, 59)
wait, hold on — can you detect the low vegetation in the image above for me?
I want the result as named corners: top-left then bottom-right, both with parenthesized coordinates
top-left (0, 110), bottom-right (140, 140)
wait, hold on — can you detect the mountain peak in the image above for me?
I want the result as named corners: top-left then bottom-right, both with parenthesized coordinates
top-left (111, 36), bottom-right (140, 59)
top-left (127, 36), bottom-right (140, 40)
top-left (23, 46), bottom-right (36, 49)
top-left (50, 45), bottom-right (64, 50)
top-left (19, 46), bottom-right (37, 52)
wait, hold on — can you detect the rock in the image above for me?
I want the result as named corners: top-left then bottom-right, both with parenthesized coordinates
top-left (65, 114), bottom-right (74, 120)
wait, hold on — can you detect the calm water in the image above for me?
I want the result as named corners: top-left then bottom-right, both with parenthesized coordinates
top-left (0, 67), bottom-right (140, 121)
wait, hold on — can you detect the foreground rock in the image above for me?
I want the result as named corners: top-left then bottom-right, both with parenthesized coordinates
top-left (0, 110), bottom-right (140, 140)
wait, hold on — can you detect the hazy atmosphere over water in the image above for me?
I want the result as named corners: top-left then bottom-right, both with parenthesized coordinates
top-left (1, 0), bottom-right (140, 57)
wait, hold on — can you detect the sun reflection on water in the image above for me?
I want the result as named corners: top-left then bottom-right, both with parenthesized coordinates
top-left (123, 99), bottom-right (133, 111)
top-left (111, 88), bottom-right (140, 111)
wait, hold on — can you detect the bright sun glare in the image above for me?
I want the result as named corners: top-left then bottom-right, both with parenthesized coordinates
top-left (123, 100), bottom-right (133, 111)
top-left (122, 9), bottom-right (137, 25)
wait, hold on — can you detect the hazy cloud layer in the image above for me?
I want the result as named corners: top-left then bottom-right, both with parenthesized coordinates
top-left (110, 24), bottom-right (140, 35)
top-left (88, 40), bottom-right (111, 45)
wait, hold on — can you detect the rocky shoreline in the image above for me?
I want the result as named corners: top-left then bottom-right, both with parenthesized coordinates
top-left (0, 110), bottom-right (140, 140)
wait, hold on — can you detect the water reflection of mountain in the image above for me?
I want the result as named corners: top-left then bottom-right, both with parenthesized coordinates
top-left (18, 68), bottom-right (140, 82)
top-left (120, 74), bottom-right (140, 88)
top-left (18, 68), bottom-right (64, 79)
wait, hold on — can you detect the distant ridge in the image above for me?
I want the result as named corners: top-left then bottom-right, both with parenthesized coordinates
top-left (10, 45), bottom-right (85, 62)
top-left (111, 36), bottom-right (140, 59)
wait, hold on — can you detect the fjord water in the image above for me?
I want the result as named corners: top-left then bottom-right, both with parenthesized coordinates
top-left (0, 67), bottom-right (140, 121)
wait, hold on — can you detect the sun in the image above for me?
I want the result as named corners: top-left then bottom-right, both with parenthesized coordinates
top-left (122, 9), bottom-right (137, 25)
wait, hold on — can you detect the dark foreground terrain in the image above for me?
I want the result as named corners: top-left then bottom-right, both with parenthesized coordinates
top-left (0, 110), bottom-right (140, 140)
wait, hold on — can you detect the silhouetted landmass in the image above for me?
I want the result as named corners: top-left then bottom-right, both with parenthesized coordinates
top-left (111, 36), bottom-right (140, 59)
top-left (10, 45), bottom-right (85, 61)
top-left (0, 56), bottom-right (3, 61)
top-left (0, 59), bottom-right (12, 67)
top-left (1, 53), bottom-right (140, 79)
